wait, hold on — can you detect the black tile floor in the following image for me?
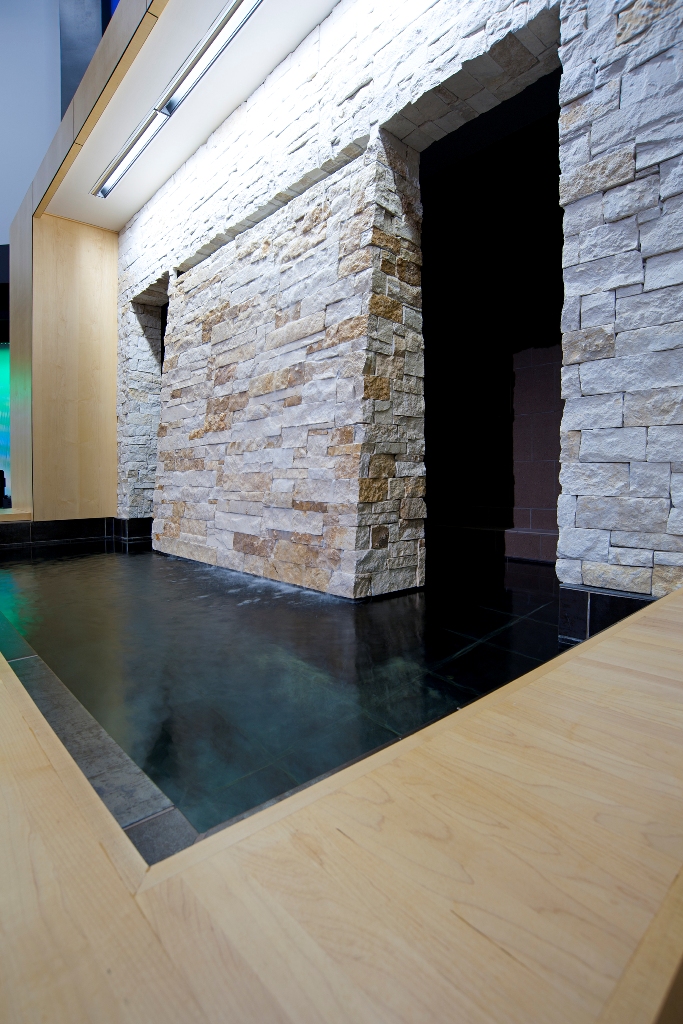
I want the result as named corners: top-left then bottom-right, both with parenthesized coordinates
top-left (0, 541), bottom-right (562, 857)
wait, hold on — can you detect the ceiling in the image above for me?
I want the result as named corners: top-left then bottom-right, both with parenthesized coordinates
top-left (46, 0), bottom-right (340, 231)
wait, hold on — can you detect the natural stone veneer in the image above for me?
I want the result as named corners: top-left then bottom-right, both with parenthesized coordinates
top-left (557, 0), bottom-right (683, 597)
top-left (153, 138), bottom-right (424, 598)
top-left (118, 0), bottom-right (683, 599)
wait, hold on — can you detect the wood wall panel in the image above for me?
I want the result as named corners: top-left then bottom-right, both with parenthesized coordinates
top-left (9, 190), bottom-right (34, 515)
top-left (32, 215), bottom-right (118, 521)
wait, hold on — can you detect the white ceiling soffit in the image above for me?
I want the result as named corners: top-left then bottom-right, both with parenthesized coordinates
top-left (46, 0), bottom-right (340, 232)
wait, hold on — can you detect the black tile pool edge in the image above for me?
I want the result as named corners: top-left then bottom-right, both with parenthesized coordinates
top-left (0, 610), bottom-right (198, 864)
top-left (0, 608), bottom-right (465, 865)
top-left (0, 517), bottom-right (153, 559)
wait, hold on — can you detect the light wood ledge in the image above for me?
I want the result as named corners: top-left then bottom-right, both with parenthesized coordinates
top-left (2, 588), bottom-right (683, 1023)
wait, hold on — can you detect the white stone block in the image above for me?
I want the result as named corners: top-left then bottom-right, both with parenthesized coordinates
top-left (629, 462), bottom-right (670, 497)
top-left (654, 550), bottom-right (683, 565)
top-left (562, 394), bottom-right (622, 430)
top-left (579, 351), bottom-right (683, 396)
top-left (647, 424), bottom-right (683, 461)
top-left (561, 365), bottom-right (582, 399)
top-left (557, 527), bottom-right (610, 561)
top-left (645, 249), bottom-right (683, 291)
top-left (576, 495), bottom-right (670, 532)
top-left (559, 60), bottom-right (595, 105)
top-left (608, 547), bottom-right (653, 566)
top-left (624, 386), bottom-right (683, 426)
top-left (667, 508), bottom-right (683, 535)
top-left (557, 493), bottom-right (577, 526)
top-left (579, 427), bottom-right (647, 462)
top-left (581, 291), bottom-right (615, 328)
top-left (615, 322), bottom-right (683, 357)
top-left (671, 474), bottom-right (683, 506)
top-left (560, 462), bottom-right (629, 495)
top-left (564, 251), bottom-right (643, 297)
top-left (603, 175), bottom-right (660, 222)
top-left (640, 208), bottom-right (683, 259)
top-left (616, 284), bottom-right (683, 332)
top-left (563, 193), bottom-right (604, 236)
top-left (556, 557), bottom-right (583, 583)
top-left (579, 218), bottom-right (638, 262)
top-left (660, 155), bottom-right (683, 201)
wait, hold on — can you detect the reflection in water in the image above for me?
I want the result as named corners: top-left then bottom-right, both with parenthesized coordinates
top-left (0, 547), bottom-right (559, 832)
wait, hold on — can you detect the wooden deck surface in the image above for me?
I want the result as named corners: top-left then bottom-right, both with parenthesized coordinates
top-left (2, 588), bottom-right (683, 1023)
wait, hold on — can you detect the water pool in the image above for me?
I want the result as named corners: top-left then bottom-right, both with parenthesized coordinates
top-left (0, 549), bottom-right (559, 838)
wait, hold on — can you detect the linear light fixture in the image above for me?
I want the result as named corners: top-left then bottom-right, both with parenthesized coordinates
top-left (92, 0), bottom-right (264, 198)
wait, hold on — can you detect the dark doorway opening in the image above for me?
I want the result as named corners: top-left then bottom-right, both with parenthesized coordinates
top-left (421, 70), bottom-right (563, 593)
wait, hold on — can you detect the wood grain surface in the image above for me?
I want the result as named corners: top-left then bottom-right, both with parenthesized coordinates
top-left (2, 588), bottom-right (683, 1023)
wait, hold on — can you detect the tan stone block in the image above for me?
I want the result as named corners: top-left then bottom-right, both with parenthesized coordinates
top-left (334, 455), bottom-right (361, 479)
top-left (364, 376), bottom-right (391, 400)
top-left (404, 477), bottom-right (426, 497)
top-left (265, 559), bottom-right (332, 591)
top-left (400, 496), bottom-right (427, 519)
top-left (323, 315), bottom-right (370, 347)
top-left (581, 561), bottom-right (652, 593)
top-left (560, 147), bottom-right (635, 206)
top-left (359, 478), bottom-right (388, 502)
top-left (370, 227), bottom-right (401, 254)
top-left (368, 294), bottom-right (403, 323)
top-left (652, 564), bottom-right (683, 596)
top-left (397, 259), bottom-right (421, 286)
top-left (275, 301), bottom-right (301, 329)
top-left (331, 426), bottom-right (354, 445)
top-left (232, 533), bottom-right (274, 557)
top-left (563, 326), bottom-right (615, 364)
top-left (292, 500), bottom-right (328, 512)
top-left (284, 394), bottom-right (302, 407)
top-left (380, 253), bottom-right (396, 276)
top-left (561, 431), bottom-right (581, 461)
top-left (328, 443), bottom-right (361, 456)
top-left (265, 311), bottom-right (325, 351)
top-left (338, 247), bottom-right (374, 278)
top-left (617, 0), bottom-right (675, 45)
top-left (369, 453), bottom-right (396, 478)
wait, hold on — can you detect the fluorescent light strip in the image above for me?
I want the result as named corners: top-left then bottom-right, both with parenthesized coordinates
top-left (92, 0), bottom-right (264, 199)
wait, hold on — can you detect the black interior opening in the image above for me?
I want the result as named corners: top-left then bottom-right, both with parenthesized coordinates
top-left (421, 70), bottom-right (563, 588)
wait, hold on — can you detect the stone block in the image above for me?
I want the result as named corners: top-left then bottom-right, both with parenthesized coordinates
top-left (582, 562), bottom-right (652, 594)
top-left (660, 155), bottom-right (683, 201)
top-left (645, 250), bottom-right (683, 291)
top-left (608, 547), bottom-right (653, 566)
top-left (624, 387), bottom-right (683, 426)
top-left (640, 208), bottom-right (683, 260)
top-left (579, 219), bottom-right (638, 262)
top-left (561, 365), bottom-right (581, 399)
top-left (557, 527), bottom-right (610, 561)
top-left (612, 530), bottom-right (683, 552)
top-left (564, 252), bottom-right (643, 297)
top-left (652, 564), bottom-right (683, 596)
top-left (603, 175), bottom-right (660, 223)
top-left (647, 424), bottom-right (683, 461)
top-left (576, 495), bottom-right (670, 532)
top-left (654, 550), bottom-right (683, 565)
top-left (560, 462), bottom-right (629, 495)
top-left (559, 60), bottom-right (594, 105)
top-left (562, 394), bottom-right (622, 430)
top-left (580, 351), bottom-right (683, 396)
top-left (579, 427), bottom-right (647, 462)
top-left (563, 194), bottom-right (604, 236)
top-left (629, 462), bottom-right (670, 497)
top-left (557, 493), bottom-right (577, 526)
top-left (615, 322), bottom-right (683, 357)
top-left (559, 148), bottom-right (635, 206)
top-left (668, 508), bottom-right (683, 535)
top-left (563, 325), bottom-right (614, 364)
top-left (556, 557), bottom-right (583, 583)
top-left (616, 284), bottom-right (683, 332)
top-left (671, 474), bottom-right (683, 506)
top-left (580, 291), bottom-right (615, 329)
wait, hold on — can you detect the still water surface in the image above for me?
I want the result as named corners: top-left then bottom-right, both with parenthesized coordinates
top-left (0, 550), bottom-right (559, 832)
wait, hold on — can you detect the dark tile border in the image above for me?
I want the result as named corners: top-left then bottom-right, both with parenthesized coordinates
top-left (0, 610), bottom-right (197, 864)
top-left (559, 583), bottom-right (656, 644)
top-left (0, 518), bottom-right (152, 556)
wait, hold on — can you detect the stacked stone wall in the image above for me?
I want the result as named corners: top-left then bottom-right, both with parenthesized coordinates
top-left (557, 0), bottom-right (683, 597)
top-left (118, 0), bottom-right (562, 596)
top-left (153, 137), bottom-right (424, 597)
